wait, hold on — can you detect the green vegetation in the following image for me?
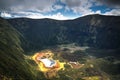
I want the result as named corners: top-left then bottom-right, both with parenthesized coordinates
top-left (7, 15), bottom-right (120, 52)
top-left (0, 18), bottom-right (46, 80)
top-left (0, 14), bottom-right (120, 80)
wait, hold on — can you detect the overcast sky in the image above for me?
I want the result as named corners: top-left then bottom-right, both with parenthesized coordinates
top-left (0, 0), bottom-right (120, 20)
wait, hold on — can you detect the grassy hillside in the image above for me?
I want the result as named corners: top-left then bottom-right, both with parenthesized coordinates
top-left (0, 17), bottom-right (38, 80)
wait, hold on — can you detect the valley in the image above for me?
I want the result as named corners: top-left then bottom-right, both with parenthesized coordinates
top-left (0, 14), bottom-right (120, 80)
top-left (24, 43), bottom-right (120, 80)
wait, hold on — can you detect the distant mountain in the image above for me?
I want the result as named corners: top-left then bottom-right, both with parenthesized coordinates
top-left (7, 14), bottom-right (120, 52)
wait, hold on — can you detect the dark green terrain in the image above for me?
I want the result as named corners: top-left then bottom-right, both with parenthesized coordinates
top-left (0, 18), bottom-right (46, 80)
top-left (7, 14), bottom-right (120, 52)
top-left (0, 14), bottom-right (120, 80)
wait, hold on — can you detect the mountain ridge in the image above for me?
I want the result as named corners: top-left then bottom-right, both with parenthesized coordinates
top-left (6, 14), bottom-right (120, 52)
top-left (1, 14), bottom-right (120, 21)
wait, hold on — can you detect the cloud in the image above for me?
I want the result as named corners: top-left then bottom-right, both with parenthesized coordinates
top-left (1, 12), bottom-right (71, 20)
top-left (46, 12), bottom-right (70, 20)
top-left (61, 0), bottom-right (120, 16)
top-left (94, 0), bottom-right (120, 8)
top-left (1, 12), bottom-right (12, 18)
top-left (53, 5), bottom-right (63, 10)
top-left (104, 9), bottom-right (120, 16)
top-left (61, 0), bottom-right (81, 7)
top-left (26, 12), bottom-right (69, 20)
top-left (61, 0), bottom-right (94, 14)
top-left (0, 0), bottom-right (56, 12)
top-left (0, 0), bottom-right (119, 19)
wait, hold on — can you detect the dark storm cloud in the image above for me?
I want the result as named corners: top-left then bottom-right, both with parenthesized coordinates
top-left (96, 0), bottom-right (120, 8)
top-left (61, 0), bottom-right (81, 7)
top-left (0, 0), bottom-right (56, 12)
top-left (0, 0), bottom-right (23, 11)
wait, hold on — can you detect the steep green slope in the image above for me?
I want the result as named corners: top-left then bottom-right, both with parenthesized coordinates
top-left (0, 17), bottom-right (37, 80)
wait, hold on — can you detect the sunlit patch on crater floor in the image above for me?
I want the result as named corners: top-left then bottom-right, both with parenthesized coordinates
top-left (32, 50), bottom-right (65, 78)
